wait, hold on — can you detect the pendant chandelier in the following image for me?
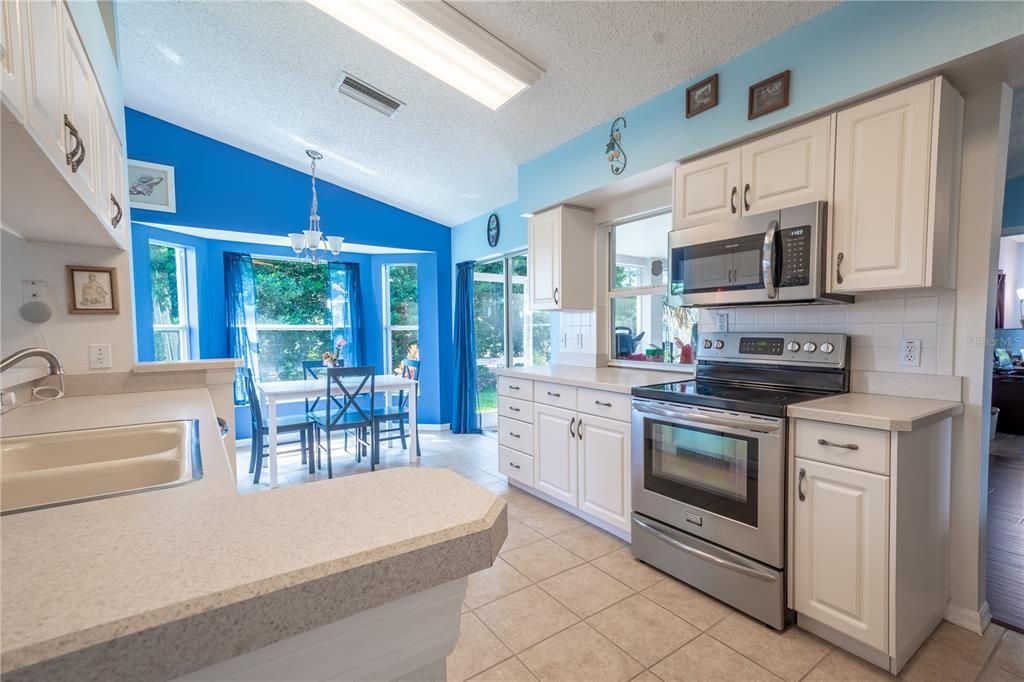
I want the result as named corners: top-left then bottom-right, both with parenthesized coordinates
top-left (289, 149), bottom-right (344, 263)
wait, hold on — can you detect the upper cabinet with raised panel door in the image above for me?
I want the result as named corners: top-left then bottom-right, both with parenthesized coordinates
top-left (0, 0), bottom-right (127, 249)
top-left (672, 116), bottom-right (831, 230)
top-left (830, 77), bottom-right (963, 293)
top-left (528, 205), bottom-right (596, 311)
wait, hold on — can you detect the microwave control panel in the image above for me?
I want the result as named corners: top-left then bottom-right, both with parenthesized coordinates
top-left (779, 227), bottom-right (811, 288)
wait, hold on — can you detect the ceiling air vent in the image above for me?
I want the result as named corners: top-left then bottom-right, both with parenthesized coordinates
top-left (336, 72), bottom-right (404, 117)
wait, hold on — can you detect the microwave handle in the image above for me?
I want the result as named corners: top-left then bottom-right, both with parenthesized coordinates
top-left (762, 218), bottom-right (779, 299)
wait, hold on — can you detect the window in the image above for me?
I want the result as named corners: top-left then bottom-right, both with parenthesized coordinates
top-left (474, 253), bottom-right (550, 419)
top-left (383, 264), bottom-right (419, 375)
top-left (252, 258), bottom-right (333, 382)
top-left (150, 242), bottom-right (193, 361)
top-left (608, 211), bottom-right (699, 367)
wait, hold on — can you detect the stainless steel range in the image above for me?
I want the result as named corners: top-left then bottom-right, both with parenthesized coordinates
top-left (630, 332), bottom-right (850, 629)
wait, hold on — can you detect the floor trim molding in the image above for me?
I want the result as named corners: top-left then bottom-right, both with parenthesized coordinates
top-left (944, 600), bottom-right (992, 634)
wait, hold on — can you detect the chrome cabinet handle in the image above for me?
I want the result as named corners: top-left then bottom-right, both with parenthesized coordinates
top-left (762, 218), bottom-right (779, 300)
top-left (577, 418), bottom-right (583, 440)
top-left (836, 252), bottom-right (845, 285)
top-left (508, 432), bottom-right (520, 439)
top-left (64, 115), bottom-right (82, 169)
top-left (730, 186), bottom-right (737, 214)
top-left (569, 417), bottom-right (576, 438)
top-left (547, 391), bottom-right (561, 398)
top-left (743, 183), bottom-right (751, 211)
top-left (553, 287), bottom-right (559, 305)
top-left (111, 195), bottom-right (122, 227)
top-left (798, 468), bottom-right (807, 502)
top-left (594, 400), bottom-right (612, 408)
top-left (509, 461), bottom-right (521, 469)
top-left (817, 438), bottom-right (859, 451)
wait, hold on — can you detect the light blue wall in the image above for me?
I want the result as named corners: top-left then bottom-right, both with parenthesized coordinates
top-left (452, 200), bottom-right (529, 265)
top-left (516, 2), bottom-right (1024, 213)
top-left (126, 110), bottom-right (453, 427)
top-left (1004, 175), bottom-right (1024, 232)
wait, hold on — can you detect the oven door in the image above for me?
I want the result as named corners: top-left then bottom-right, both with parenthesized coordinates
top-left (631, 399), bottom-right (784, 567)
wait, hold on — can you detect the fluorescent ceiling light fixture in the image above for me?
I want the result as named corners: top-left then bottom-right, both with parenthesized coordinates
top-left (520, 213), bottom-right (534, 219)
top-left (306, 0), bottom-right (543, 110)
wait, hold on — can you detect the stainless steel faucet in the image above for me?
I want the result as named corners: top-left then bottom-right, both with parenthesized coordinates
top-left (0, 348), bottom-right (65, 376)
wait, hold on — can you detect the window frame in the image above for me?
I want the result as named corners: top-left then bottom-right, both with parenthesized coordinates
top-left (150, 240), bottom-right (195, 362)
top-left (604, 209), bottom-right (698, 372)
top-left (382, 262), bottom-right (420, 375)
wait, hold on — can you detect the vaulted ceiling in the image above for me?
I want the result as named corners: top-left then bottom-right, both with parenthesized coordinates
top-left (117, 1), bottom-right (834, 226)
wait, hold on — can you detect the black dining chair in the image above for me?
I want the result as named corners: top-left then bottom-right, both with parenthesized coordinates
top-left (308, 366), bottom-right (377, 477)
top-left (242, 367), bottom-right (314, 484)
top-left (372, 359), bottom-right (420, 456)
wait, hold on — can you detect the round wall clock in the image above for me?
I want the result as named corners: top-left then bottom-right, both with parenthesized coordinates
top-left (486, 213), bottom-right (500, 247)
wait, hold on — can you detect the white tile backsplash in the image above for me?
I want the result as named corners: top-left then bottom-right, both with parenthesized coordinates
top-left (699, 290), bottom-right (956, 376)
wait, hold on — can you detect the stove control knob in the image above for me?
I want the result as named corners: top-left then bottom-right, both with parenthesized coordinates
top-left (786, 341), bottom-right (800, 353)
top-left (803, 342), bottom-right (818, 353)
top-left (820, 342), bottom-right (835, 354)
top-left (703, 339), bottom-right (713, 349)
top-left (714, 340), bottom-right (725, 350)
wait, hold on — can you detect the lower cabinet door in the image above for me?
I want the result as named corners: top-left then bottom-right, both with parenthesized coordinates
top-left (577, 414), bottom-right (630, 531)
top-left (533, 403), bottom-right (578, 506)
top-left (794, 457), bottom-right (889, 652)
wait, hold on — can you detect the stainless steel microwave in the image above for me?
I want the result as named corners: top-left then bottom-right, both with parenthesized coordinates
top-left (668, 202), bottom-right (851, 307)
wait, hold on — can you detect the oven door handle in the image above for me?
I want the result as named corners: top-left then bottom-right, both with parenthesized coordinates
top-left (762, 218), bottom-right (779, 300)
top-left (633, 403), bottom-right (779, 435)
top-left (633, 516), bottom-right (778, 583)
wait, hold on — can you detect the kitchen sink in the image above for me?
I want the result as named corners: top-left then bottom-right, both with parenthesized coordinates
top-left (1, 420), bottom-right (202, 514)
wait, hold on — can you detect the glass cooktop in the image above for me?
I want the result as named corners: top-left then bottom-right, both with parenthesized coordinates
top-left (632, 380), bottom-right (831, 417)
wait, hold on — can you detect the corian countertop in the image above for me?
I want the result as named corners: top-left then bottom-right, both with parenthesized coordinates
top-left (0, 389), bottom-right (505, 682)
top-left (494, 364), bottom-right (693, 393)
top-left (133, 358), bottom-right (241, 373)
top-left (787, 392), bottom-right (964, 431)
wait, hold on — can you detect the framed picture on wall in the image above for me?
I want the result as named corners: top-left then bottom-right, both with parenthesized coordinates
top-left (66, 266), bottom-right (119, 314)
top-left (127, 159), bottom-right (176, 213)
top-left (748, 70), bottom-right (791, 120)
top-left (686, 74), bottom-right (718, 118)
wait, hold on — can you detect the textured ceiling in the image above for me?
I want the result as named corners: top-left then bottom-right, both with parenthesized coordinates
top-left (117, 1), bottom-right (834, 226)
top-left (1008, 88), bottom-right (1024, 180)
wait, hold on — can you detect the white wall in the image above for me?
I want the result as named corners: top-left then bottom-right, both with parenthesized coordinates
top-left (1, 229), bottom-right (136, 373)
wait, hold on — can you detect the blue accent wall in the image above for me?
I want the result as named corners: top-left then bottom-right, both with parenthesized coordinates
top-left (1004, 176), bottom-right (1024, 232)
top-left (126, 110), bottom-right (453, 428)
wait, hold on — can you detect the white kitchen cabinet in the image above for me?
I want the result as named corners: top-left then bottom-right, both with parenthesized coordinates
top-left (533, 403), bottom-right (578, 506)
top-left (830, 77), bottom-right (963, 293)
top-left (577, 414), bottom-right (630, 530)
top-left (528, 205), bottom-right (596, 310)
top-left (21, 0), bottom-right (65, 171)
top-left (0, 0), bottom-right (26, 121)
top-left (61, 3), bottom-right (97, 206)
top-left (672, 148), bottom-right (741, 229)
top-left (794, 457), bottom-right (888, 652)
top-left (741, 116), bottom-right (832, 215)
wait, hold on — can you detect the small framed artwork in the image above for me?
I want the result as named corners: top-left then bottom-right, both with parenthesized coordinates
top-left (748, 70), bottom-right (791, 120)
top-left (66, 266), bottom-right (119, 314)
top-left (127, 159), bottom-right (176, 213)
top-left (686, 74), bottom-right (718, 118)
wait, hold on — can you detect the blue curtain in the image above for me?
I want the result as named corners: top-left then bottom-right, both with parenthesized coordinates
top-left (452, 260), bottom-right (480, 434)
top-left (329, 262), bottom-right (363, 367)
top-left (225, 252), bottom-right (260, 404)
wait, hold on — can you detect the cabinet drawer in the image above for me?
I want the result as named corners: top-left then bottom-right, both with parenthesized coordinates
top-left (794, 420), bottom-right (890, 475)
top-left (499, 446), bottom-right (534, 486)
top-left (498, 376), bottom-right (534, 400)
top-left (499, 416), bottom-right (534, 455)
top-left (535, 381), bottom-right (577, 410)
top-left (578, 388), bottom-right (631, 422)
top-left (498, 396), bottom-right (533, 423)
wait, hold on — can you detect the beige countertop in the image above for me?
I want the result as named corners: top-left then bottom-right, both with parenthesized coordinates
top-left (787, 392), bottom-right (963, 431)
top-left (494, 364), bottom-right (692, 393)
top-left (133, 358), bottom-right (241, 373)
top-left (0, 389), bottom-right (505, 682)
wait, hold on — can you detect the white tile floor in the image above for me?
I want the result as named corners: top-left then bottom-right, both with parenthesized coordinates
top-left (236, 430), bottom-right (1024, 682)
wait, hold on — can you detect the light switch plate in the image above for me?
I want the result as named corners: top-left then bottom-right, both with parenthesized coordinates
top-left (89, 343), bottom-right (112, 369)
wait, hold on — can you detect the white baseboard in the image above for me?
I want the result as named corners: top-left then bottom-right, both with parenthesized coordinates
top-left (419, 423), bottom-right (449, 432)
top-left (944, 601), bottom-right (991, 634)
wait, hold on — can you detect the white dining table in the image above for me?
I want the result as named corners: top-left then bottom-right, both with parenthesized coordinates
top-left (257, 374), bottom-right (419, 487)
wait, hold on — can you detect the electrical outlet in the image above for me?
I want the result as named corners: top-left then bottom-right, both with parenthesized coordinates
top-left (715, 312), bottom-right (729, 332)
top-left (900, 339), bottom-right (921, 367)
top-left (89, 343), bottom-right (112, 369)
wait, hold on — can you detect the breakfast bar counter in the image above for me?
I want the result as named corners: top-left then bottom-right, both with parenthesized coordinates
top-left (0, 389), bottom-right (506, 682)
